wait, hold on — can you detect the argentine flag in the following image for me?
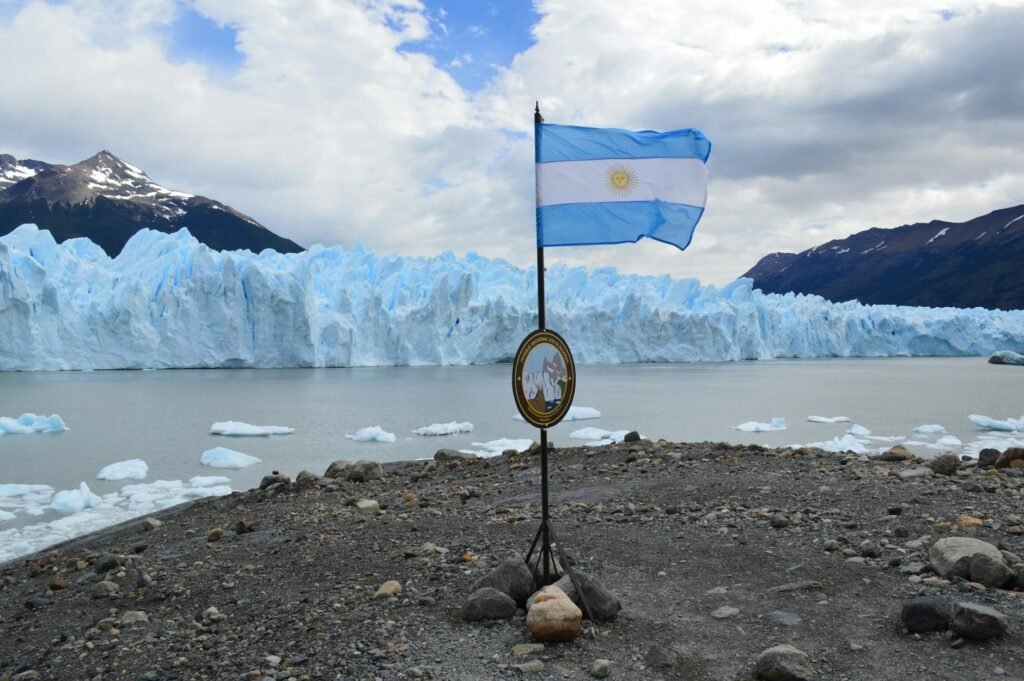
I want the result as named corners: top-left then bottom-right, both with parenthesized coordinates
top-left (535, 123), bottom-right (711, 250)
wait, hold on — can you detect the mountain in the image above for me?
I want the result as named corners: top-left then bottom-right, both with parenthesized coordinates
top-left (742, 206), bottom-right (1024, 310)
top-left (0, 151), bottom-right (302, 255)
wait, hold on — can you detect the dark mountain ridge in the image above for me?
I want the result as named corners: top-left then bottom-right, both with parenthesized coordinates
top-left (742, 205), bottom-right (1024, 310)
top-left (0, 151), bottom-right (302, 255)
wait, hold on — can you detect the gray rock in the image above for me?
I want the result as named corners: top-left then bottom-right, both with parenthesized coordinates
top-left (259, 472), bottom-right (290, 490)
top-left (91, 581), bottom-right (120, 599)
top-left (94, 553), bottom-right (119, 574)
top-left (900, 596), bottom-right (952, 633)
top-left (898, 562), bottom-right (928, 575)
top-left (323, 460), bottom-right (351, 479)
top-left (355, 499), bottom-right (381, 514)
top-left (623, 431), bottom-right (641, 443)
top-left (950, 602), bottom-right (1008, 640)
top-left (590, 659), bottom-right (612, 679)
top-left (644, 645), bottom-right (678, 670)
top-left (553, 572), bottom-right (622, 622)
top-left (754, 644), bottom-right (813, 681)
top-left (969, 553), bottom-right (1014, 588)
top-left (24, 595), bottom-right (49, 610)
top-left (141, 517), bottom-right (163, 531)
top-left (346, 459), bottom-right (384, 482)
top-left (434, 449), bottom-right (476, 462)
top-left (930, 537), bottom-right (1005, 578)
top-left (977, 448), bottom-right (1001, 468)
top-left (859, 541), bottom-right (882, 558)
top-left (898, 467), bottom-right (933, 480)
top-left (961, 481), bottom-right (985, 493)
top-left (121, 610), bottom-right (149, 625)
top-left (765, 610), bottom-right (802, 627)
top-left (13, 672), bottom-right (42, 681)
top-left (295, 470), bottom-right (319, 488)
top-left (711, 606), bottom-right (739, 619)
top-left (462, 587), bottom-right (516, 621)
top-left (472, 558), bottom-right (535, 606)
top-left (511, 660), bottom-right (545, 673)
top-left (929, 453), bottom-right (960, 476)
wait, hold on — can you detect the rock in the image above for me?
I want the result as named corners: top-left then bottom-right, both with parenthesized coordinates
top-left (754, 644), bottom-right (814, 681)
top-left (711, 606), bottom-right (739, 619)
top-left (434, 449), bottom-right (476, 462)
top-left (512, 643), bottom-right (546, 656)
top-left (472, 558), bottom-right (535, 606)
top-left (141, 517), bottom-right (163, 531)
top-left (511, 660), bottom-right (545, 673)
top-left (644, 645), bottom-right (678, 670)
top-left (930, 537), bottom-right (1005, 578)
top-left (590, 659), bottom-right (612, 678)
top-left (13, 672), bottom-right (42, 681)
top-left (950, 602), bottom-right (1009, 640)
top-left (526, 585), bottom-right (582, 642)
top-left (995, 447), bottom-right (1024, 469)
top-left (374, 580), bottom-right (402, 599)
top-left (969, 553), bottom-right (1014, 588)
top-left (24, 595), bottom-right (49, 610)
top-left (898, 562), bottom-right (928, 575)
top-left (91, 581), bottom-right (120, 599)
top-left (94, 553), bottom-right (119, 574)
top-left (295, 470), bottom-right (319, 487)
top-left (553, 572), bottom-right (622, 622)
top-left (858, 541), bottom-right (882, 558)
top-left (462, 587), bottom-right (516, 621)
top-left (930, 453), bottom-right (960, 476)
top-left (259, 472), bottom-right (291, 489)
top-left (898, 467), bottom-right (933, 480)
top-left (879, 445), bottom-right (914, 461)
top-left (978, 449), bottom-right (1001, 468)
top-left (346, 459), bottom-right (384, 482)
top-left (823, 539), bottom-right (840, 552)
top-left (765, 610), bottom-right (802, 627)
top-left (203, 606), bottom-right (227, 622)
top-left (206, 527), bottom-right (225, 542)
top-left (121, 610), bottom-right (149, 625)
top-left (956, 515), bottom-right (983, 528)
top-left (323, 460), bottom-right (351, 479)
top-left (235, 519), bottom-right (254, 535)
top-left (900, 596), bottom-right (952, 633)
top-left (355, 499), bottom-right (381, 514)
top-left (770, 514), bottom-right (791, 528)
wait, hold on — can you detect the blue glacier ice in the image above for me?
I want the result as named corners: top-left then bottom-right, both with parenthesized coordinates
top-left (2, 223), bottom-right (1024, 371)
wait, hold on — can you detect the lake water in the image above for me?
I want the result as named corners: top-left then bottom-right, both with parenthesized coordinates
top-left (1, 358), bottom-right (1022, 559)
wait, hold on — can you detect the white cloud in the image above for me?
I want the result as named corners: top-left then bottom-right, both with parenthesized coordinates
top-left (1, 0), bottom-right (1023, 285)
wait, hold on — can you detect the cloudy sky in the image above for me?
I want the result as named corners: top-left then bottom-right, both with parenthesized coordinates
top-left (2, 0), bottom-right (1023, 284)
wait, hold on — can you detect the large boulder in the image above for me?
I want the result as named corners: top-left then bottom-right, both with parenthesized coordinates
top-left (552, 572), bottom-right (622, 622)
top-left (526, 586), bottom-right (582, 642)
top-left (434, 449), bottom-right (476, 462)
top-left (346, 460), bottom-right (384, 482)
top-left (323, 460), bottom-right (351, 479)
top-left (472, 558), bottom-right (535, 606)
top-left (970, 553), bottom-right (1015, 588)
top-left (929, 537), bottom-right (1004, 579)
top-left (462, 587), bottom-right (516, 621)
top-left (995, 448), bottom-right (1024, 469)
top-left (929, 453), bottom-right (960, 476)
top-left (950, 602), bottom-right (1009, 640)
top-left (900, 596), bottom-right (952, 633)
top-left (754, 644), bottom-right (814, 681)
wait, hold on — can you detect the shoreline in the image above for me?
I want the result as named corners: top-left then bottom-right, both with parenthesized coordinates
top-left (2, 439), bottom-right (1022, 679)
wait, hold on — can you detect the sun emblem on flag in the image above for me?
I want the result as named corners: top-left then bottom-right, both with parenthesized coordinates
top-left (606, 163), bottom-right (638, 197)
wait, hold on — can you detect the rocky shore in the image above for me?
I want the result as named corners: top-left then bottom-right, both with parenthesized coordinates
top-left (2, 439), bottom-right (1022, 680)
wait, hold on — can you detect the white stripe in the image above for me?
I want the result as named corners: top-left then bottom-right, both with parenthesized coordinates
top-left (537, 157), bottom-right (707, 208)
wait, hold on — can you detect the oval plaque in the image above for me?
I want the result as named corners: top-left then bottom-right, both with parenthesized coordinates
top-left (512, 329), bottom-right (576, 429)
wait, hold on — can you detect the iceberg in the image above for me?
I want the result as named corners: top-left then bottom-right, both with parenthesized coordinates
top-left (733, 417), bottom-right (786, 432)
top-left (568, 427), bottom-right (631, 446)
top-left (51, 482), bottom-right (102, 513)
top-left (345, 426), bottom-right (396, 443)
top-left (794, 434), bottom-right (870, 455)
top-left (96, 458), bottom-right (149, 481)
top-left (969, 414), bottom-right (1023, 432)
top-left (847, 424), bottom-right (871, 436)
top-left (3, 225), bottom-right (1024, 371)
top-left (808, 416), bottom-right (851, 423)
top-left (210, 421), bottom-right (295, 436)
top-left (412, 421), bottom-right (474, 436)
top-left (514, 406), bottom-right (602, 422)
top-left (0, 413), bottom-right (68, 434)
top-left (200, 447), bottom-right (262, 468)
top-left (914, 424), bottom-right (946, 434)
top-left (461, 438), bottom-right (534, 457)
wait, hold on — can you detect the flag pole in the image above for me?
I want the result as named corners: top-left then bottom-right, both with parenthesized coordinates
top-left (533, 102), bottom-right (552, 582)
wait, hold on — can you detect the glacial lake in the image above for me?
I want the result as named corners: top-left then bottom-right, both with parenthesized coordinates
top-left (1, 358), bottom-right (1022, 559)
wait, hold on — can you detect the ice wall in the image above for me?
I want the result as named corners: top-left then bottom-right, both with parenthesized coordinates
top-left (2, 224), bottom-right (1023, 371)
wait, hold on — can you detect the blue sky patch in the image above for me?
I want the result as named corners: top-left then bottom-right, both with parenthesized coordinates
top-left (161, 3), bottom-right (243, 74)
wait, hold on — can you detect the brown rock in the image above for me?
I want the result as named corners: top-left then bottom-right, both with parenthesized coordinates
top-left (879, 444), bottom-right (914, 461)
top-left (526, 586), bottom-right (582, 642)
top-left (235, 519), bottom-right (254, 535)
top-left (373, 580), bottom-right (402, 599)
top-left (206, 527), bottom-right (225, 542)
top-left (955, 515), bottom-right (983, 528)
top-left (929, 454), bottom-right (960, 476)
top-left (996, 447), bottom-right (1024, 469)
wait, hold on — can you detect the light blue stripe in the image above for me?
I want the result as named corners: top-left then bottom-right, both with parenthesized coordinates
top-left (538, 201), bottom-right (704, 251)
top-left (537, 123), bottom-right (711, 164)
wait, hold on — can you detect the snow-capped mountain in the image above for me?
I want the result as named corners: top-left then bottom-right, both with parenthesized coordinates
top-left (742, 206), bottom-right (1024, 310)
top-left (0, 151), bottom-right (302, 255)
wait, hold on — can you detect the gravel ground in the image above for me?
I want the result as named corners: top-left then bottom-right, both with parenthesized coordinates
top-left (1, 439), bottom-right (1022, 681)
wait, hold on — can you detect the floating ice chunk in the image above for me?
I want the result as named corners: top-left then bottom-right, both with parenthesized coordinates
top-left (345, 426), bottom-right (396, 443)
top-left (0, 510), bottom-right (15, 521)
top-left (733, 418), bottom-right (786, 432)
top-left (969, 414), bottom-right (1024, 432)
top-left (461, 438), bottom-right (534, 457)
top-left (413, 421), bottom-right (474, 436)
top-left (210, 421), bottom-right (295, 436)
top-left (200, 447), bottom-right (262, 468)
top-left (797, 434), bottom-right (869, 455)
top-left (928, 435), bottom-right (962, 450)
top-left (847, 424), bottom-right (871, 437)
top-left (914, 424), bottom-right (946, 434)
top-left (51, 482), bottom-right (102, 513)
top-left (569, 427), bottom-right (631, 445)
top-left (514, 406), bottom-right (601, 422)
top-left (0, 413), bottom-right (68, 435)
top-left (963, 434), bottom-right (1024, 459)
top-left (189, 475), bottom-right (231, 487)
top-left (96, 458), bottom-right (149, 481)
top-left (808, 416), bottom-right (851, 424)
top-left (990, 350), bottom-right (1024, 365)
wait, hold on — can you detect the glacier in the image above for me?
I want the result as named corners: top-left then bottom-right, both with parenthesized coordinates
top-left (2, 224), bottom-right (1024, 371)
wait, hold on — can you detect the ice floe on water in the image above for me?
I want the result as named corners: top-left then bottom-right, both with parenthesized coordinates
top-left (200, 447), bottom-right (262, 468)
top-left (914, 424), bottom-right (946, 434)
top-left (210, 421), bottom-right (295, 436)
top-left (569, 428), bottom-right (632, 447)
top-left (793, 434), bottom-right (870, 455)
top-left (346, 426), bottom-right (397, 443)
top-left (0, 413), bottom-right (68, 435)
top-left (847, 424), bottom-right (871, 436)
top-left (733, 418), bottom-right (786, 432)
top-left (929, 435), bottom-right (963, 450)
top-left (514, 406), bottom-right (601, 422)
top-left (807, 416), bottom-right (850, 424)
top-left (413, 422), bottom-right (474, 436)
top-left (460, 438), bottom-right (534, 457)
top-left (0, 476), bottom-right (233, 564)
top-left (969, 414), bottom-right (1023, 432)
top-left (96, 459), bottom-right (149, 481)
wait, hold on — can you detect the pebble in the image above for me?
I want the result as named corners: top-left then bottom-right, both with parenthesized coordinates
top-left (710, 606), bottom-right (739, 619)
top-left (206, 527), bottom-right (225, 542)
top-left (512, 660), bottom-right (545, 673)
top-left (121, 610), bottom-right (149, 625)
top-left (463, 587), bottom-right (516, 621)
top-left (764, 610), bottom-right (801, 627)
top-left (754, 644), bottom-right (813, 681)
top-left (142, 517), bottom-right (163, 531)
top-left (512, 643), bottom-right (546, 656)
top-left (355, 499), bottom-right (381, 514)
top-left (374, 580), bottom-right (402, 599)
top-left (591, 658), bottom-right (612, 678)
top-left (94, 553), bottom-right (119, 574)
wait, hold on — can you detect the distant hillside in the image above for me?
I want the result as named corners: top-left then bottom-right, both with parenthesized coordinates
top-left (742, 206), bottom-right (1024, 310)
top-left (0, 151), bottom-right (303, 255)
